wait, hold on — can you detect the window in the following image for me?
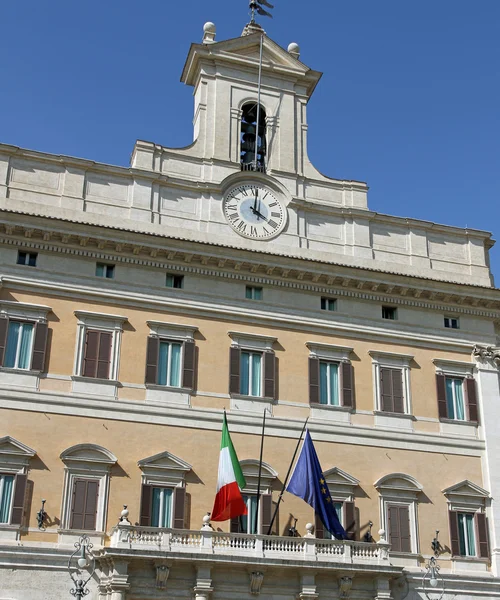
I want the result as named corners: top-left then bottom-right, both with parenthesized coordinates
top-left (240, 351), bottom-right (262, 396)
top-left (239, 494), bottom-right (259, 534)
top-left (307, 343), bottom-right (354, 411)
top-left (0, 307), bottom-right (49, 373)
top-left (444, 316), bottom-right (460, 329)
top-left (60, 444), bottom-right (117, 538)
top-left (145, 321), bottom-right (198, 397)
top-left (382, 306), bottom-right (397, 320)
top-left (95, 263), bottom-right (115, 278)
top-left (166, 274), bottom-right (184, 289)
top-left (316, 501), bottom-right (345, 539)
top-left (17, 251), bottom-right (37, 267)
top-left (138, 450), bottom-right (192, 529)
top-left (443, 480), bottom-right (490, 560)
top-left (228, 332), bottom-right (277, 403)
top-left (321, 297), bottom-right (336, 311)
top-left (73, 311), bottom-right (127, 387)
top-left (434, 361), bottom-right (478, 423)
top-left (315, 467), bottom-right (359, 540)
top-left (375, 473), bottom-right (423, 555)
top-left (369, 351), bottom-right (413, 416)
top-left (245, 286), bottom-right (262, 300)
top-left (240, 102), bottom-right (267, 172)
top-left (0, 475), bottom-right (14, 523)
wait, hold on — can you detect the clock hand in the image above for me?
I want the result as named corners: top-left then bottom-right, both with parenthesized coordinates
top-left (250, 207), bottom-right (268, 221)
top-left (253, 188), bottom-right (259, 213)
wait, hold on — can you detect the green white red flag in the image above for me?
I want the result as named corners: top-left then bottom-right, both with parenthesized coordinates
top-left (211, 412), bottom-right (247, 521)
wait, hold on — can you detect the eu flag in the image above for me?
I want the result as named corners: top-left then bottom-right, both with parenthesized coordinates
top-left (286, 429), bottom-right (347, 540)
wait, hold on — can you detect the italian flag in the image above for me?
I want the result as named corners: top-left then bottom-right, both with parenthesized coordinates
top-left (211, 413), bottom-right (247, 521)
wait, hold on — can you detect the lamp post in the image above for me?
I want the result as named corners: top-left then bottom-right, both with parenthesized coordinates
top-left (68, 535), bottom-right (95, 599)
top-left (422, 530), bottom-right (445, 599)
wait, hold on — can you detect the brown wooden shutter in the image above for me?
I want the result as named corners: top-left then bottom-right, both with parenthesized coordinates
top-left (229, 346), bottom-right (241, 394)
top-left (182, 340), bottom-right (195, 389)
top-left (70, 479), bottom-right (88, 530)
top-left (448, 510), bottom-right (460, 556)
top-left (0, 317), bottom-right (9, 367)
top-left (344, 501), bottom-right (356, 541)
top-left (475, 513), bottom-right (490, 558)
top-left (388, 504), bottom-right (410, 552)
top-left (465, 378), bottom-right (479, 423)
top-left (436, 373), bottom-right (448, 419)
top-left (140, 484), bottom-right (153, 526)
top-left (83, 480), bottom-right (99, 530)
top-left (309, 356), bottom-right (320, 404)
top-left (260, 493), bottom-right (272, 535)
top-left (230, 517), bottom-right (241, 533)
top-left (82, 330), bottom-right (99, 377)
top-left (173, 486), bottom-right (186, 529)
top-left (96, 332), bottom-right (112, 379)
top-left (145, 336), bottom-right (159, 385)
top-left (314, 514), bottom-right (325, 539)
top-left (341, 362), bottom-right (354, 408)
top-left (392, 370), bottom-right (405, 414)
top-left (31, 322), bottom-right (48, 371)
top-left (399, 506), bottom-right (411, 552)
top-left (387, 505), bottom-right (400, 551)
top-left (380, 368), bottom-right (394, 412)
top-left (10, 474), bottom-right (27, 526)
top-left (263, 351), bottom-right (276, 399)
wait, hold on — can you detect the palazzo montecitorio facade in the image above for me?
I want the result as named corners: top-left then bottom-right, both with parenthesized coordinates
top-left (1, 18), bottom-right (500, 600)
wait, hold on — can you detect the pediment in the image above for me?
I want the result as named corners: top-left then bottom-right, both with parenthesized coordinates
top-left (138, 451), bottom-right (192, 473)
top-left (323, 467), bottom-right (360, 488)
top-left (0, 436), bottom-right (36, 459)
top-left (443, 480), bottom-right (489, 499)
top-left (240, 459), bottom-right (278, 479)
top-left (60, 444), bottom-right (117, 466)
top-left (375, 473), bottom-right (423, 494)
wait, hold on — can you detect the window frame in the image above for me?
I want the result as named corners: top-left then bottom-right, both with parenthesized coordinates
top-left (245, 286), bottom-right (263, 300)
top-left (382, 306), bottom-right (397, 320)
top-left (433, 359), bottom-right (478, 425)
top-left (95, 262), bottom-right (115, 279)
top-left (369, 350), bottom-right (413, 416)
top-left (320, 297), bottom-right (337, 312)
top-left (166, 273), bottom-right (184, 289)
top-left (16, 250), bottom-right (38, 267)
top-left (444, 316), bottom-right (460, 329)
top-left (316, 467), bottom-right (359, 540)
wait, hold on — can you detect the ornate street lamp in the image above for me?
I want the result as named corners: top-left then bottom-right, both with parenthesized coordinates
top-left (422, 530), bottom-right (445, 599)
top-left (68, 535), bottom-right (95, 599)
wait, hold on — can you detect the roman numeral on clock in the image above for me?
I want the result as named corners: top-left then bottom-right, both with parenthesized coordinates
top-left (268, 201), bottom-right (278, 207)
top-left (236, 221), bottom-right (247, 232)
top-left (227, 212), bottom-right (239, 221)
top-left (268, 220), bottom-right (278, 229)
top-left (250, 226), bottom-right (258, 236)
top-left (271, 212), bottom-right (280, 218)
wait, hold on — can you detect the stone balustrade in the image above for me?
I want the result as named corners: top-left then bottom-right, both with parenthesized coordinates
top-left (110, 524), bottom-right (390, 565)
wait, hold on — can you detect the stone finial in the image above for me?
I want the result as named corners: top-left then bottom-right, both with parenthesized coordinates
top-left (287, 42), bottom-right (300, 59)
top-left (304, 522), bottom-right (315, 538)
top-left (201, 513), bottom-right (213, 531)
top-left (202, 22), bottom-right (216, 44)
top-left (378, 529), bottom-right (387, 543)
top-left (242, 21), bottom-right (265, 36)
top-left (119, 505), bottom-right (130, 525)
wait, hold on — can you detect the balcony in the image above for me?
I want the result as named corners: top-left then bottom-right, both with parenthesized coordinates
top-left (110, 524), bottom-right (391, 568)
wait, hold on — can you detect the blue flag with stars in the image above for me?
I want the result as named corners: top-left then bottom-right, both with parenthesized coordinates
top-left (286, 429), bottom-right (347, 540)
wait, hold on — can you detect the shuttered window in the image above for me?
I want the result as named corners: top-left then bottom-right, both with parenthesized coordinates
top-left (140, 484), bottom-right (186, 529)
top-left (0, 319), bottom-right (48, 372)
top-left (387, 504), bottom-right (411, 553)
top-left (380, 368), bottom-right (405, 413)
top-left (231, 493), bottom-right (273, 535)
top-left (449, 510), bottom-right (490, 558)
top-left (436, 374), bottom-right (479, 423)
top-left (82, 330), bottom-right (112, 379)
top-left (315, 500), bottom-right (356, 540)
top-left (229, 347), bottom-right (276, 399)
top-left (145, 337), bottom-right (196, 390)
top-left (69, 479), bottom-right (99, 531)
top-left (309, 359), bottom-right (355, 408)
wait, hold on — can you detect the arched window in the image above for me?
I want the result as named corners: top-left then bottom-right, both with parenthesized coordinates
top-left (240, 103), bottom-right (267, 172)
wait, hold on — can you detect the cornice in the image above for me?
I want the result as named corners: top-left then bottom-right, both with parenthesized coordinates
top-left (1, 217), bottom-right (499, 318)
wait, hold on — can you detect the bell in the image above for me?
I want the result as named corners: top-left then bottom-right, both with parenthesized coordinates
top-left (241, 152), bottom-right (256, 164)
top-left (241, 123), bottom-right (256, 135)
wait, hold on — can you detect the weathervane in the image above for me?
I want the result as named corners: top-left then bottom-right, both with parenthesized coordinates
top-left (250, 0), bottom-right (274, 23)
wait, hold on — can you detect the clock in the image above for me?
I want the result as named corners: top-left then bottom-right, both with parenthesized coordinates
top-left (222, 184), bottom-right (287, 240)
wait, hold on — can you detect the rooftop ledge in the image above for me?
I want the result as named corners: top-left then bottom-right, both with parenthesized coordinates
top-left (110, 525), bottom-right (394, 571)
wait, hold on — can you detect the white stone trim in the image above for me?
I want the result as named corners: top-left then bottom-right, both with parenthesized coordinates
top-left (228, 331), bottom-right (277, 351)
top-left (443, 480), bottom-right (489, 512)
top-left (0, 436), bottom-right (35, 474)
top-left (73, 310), bottom-right (127, 381)
top-left (138, 451), bottom-right (191, 488)
top-left (433, 358), bottom-right (475, 377)
top-left (145, 385), bottom-right (191, 407)
top-left (147, 320), bottom-right (198, 340)
top-left (369, 351), bottom-right (413, 415)
top-left (0, 300), bottom-right (51, 322)
top-left (239, 459), bottom-right (278, 494)
top-left (322, 467), bottom-right (359, 501)
top-left (305, 342), bottom-right (353, 362)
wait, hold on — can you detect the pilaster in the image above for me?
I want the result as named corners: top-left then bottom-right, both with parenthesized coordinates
top-left (374, 576), bottom-right (392, 600)
top-left (193, 565), bottom-right (213, 599)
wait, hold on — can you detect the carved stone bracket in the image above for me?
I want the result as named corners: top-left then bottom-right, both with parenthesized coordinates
top-left (250, 571), bottom-right (264, 595)
top-left (338, 576), bottom-right (353, 599)
top-left (155, 560), bottom-right (170, 590)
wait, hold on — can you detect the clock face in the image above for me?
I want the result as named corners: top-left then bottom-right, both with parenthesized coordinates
top-left (223, 184), bottom-right (286, 239)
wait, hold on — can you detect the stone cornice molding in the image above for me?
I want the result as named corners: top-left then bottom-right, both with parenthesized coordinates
top-left (1, 218), bottom-right (499, 317)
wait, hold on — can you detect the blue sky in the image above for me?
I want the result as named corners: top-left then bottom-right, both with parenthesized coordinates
top-left (1, 1), bottom-right (499, 283)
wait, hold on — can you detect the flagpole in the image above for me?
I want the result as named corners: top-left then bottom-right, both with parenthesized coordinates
top-left (266, 417), bottom-right (309, 536)
top-left (254, 408), bottom-right (266, 534)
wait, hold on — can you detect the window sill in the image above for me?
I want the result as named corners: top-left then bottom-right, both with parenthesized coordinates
top-left (387, 551), bottom-right (420, 567)
top-left (71, 376), bottom-right (119, 397)
top-left (310, 404), bottom-right (352, 424)
top-left (0, 367), bottom-right (40, 389)
top-left (451, 556), bottom-right (489, 573)
top-left (0, 524), bottom-right (21, 541)
top-left (230, 394), bottom-right (275, 415)
top-left (57, 529), bottom-right (105, 547)
top-left (146, 385), bottom-right (191, 406)
top-left (440, 419), bottom-right (478, 437)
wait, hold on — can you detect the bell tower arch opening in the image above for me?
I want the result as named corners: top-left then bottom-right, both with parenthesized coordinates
top-left (240, 102), bottom-right (267, 172)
